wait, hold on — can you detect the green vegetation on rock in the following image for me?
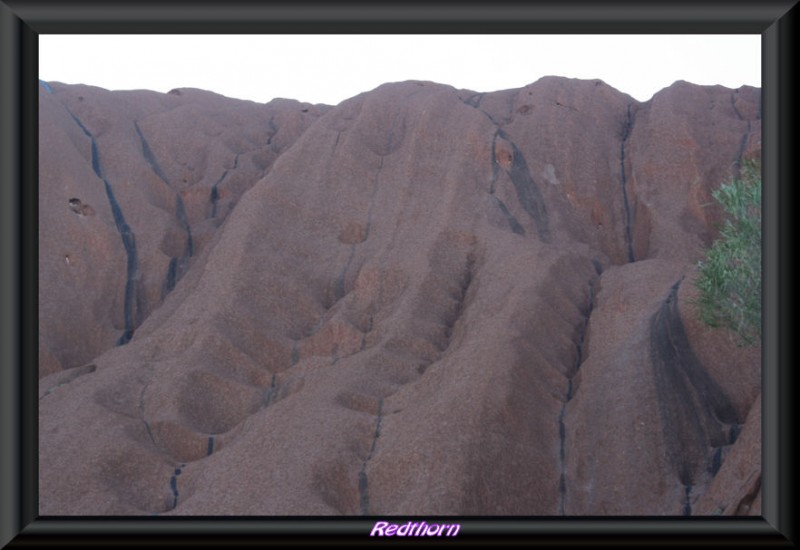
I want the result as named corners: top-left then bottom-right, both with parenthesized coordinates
top-left (694, 159), bottom-right (761, 346)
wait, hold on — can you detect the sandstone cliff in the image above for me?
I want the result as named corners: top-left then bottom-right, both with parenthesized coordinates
top-left (38, 77), bottom-right (761, 516)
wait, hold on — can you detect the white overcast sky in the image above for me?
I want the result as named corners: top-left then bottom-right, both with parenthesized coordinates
top-left (40, 35), bottom-right (760, 106)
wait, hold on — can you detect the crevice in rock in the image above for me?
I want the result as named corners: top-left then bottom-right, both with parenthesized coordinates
top-left (335, 245), bottom-right (357, 303)
top-left (619, 104), bottom-right (636, 263)
top-left (490, 129), bottom-right (549, 242)
top-left (262, 374), bottom-right (278, 407)
top-left (358, 397), bottom-right (383, 515)
top-left (489, 131), bottom-right (501, 194)
top-left (134, 121), bottom-right (171, 186)
top-left (728, 423), bottom-right (741, 445)
top-left (164, 257), bottom-right (178, 294)
top-left (206, 436), bottom-right (215, 456)
top-left (168, 465), bottom-right (183, 511)
top-left (135, 120), bottom-right (194, 264)
top-left (729, 91), bottom-right (752, 178)
top-left (557, 275), bottom-right (596, 515)
top-left (138, 382), bottom-right (158, 448)
top-left (649, 278), bottom-right (739, 491)
top-left (462, 95), bottom-right (503, 128)
top-left (103, 180), bottom-right (139, 345)
top-left (683, 484), bottom-right (693, 516)
top-left (555, 100), bottom-right (579, 114)
top-left (266, 115), bottom-right (278, 147)
top-left (508, 141), bottom-right (549, 241)
top-left (332, 131), bottom-right (341, 154)
top-left (557, 391), bottom-right (569, 515)
top-left (210, 154), bottom-right (239, 219)
top-left (463, 92), bottom-right (485, 109)
top-left (492, 196), bottom-right (525, 235)
top-left (210, 173), bottom-right (225, 218)
top-left (360, 315), bottom-right (374, 351)
top-left (66, 108), bottom-right (142, 345)
top-left (175, 194), bottom-right (193, 257)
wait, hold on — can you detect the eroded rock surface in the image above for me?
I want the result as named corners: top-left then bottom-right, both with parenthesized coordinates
top-left (39, 77), bottom-right (761, 515)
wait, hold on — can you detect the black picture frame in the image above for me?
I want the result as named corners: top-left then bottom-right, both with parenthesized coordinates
top-left (1, 1), bottom-right (796, 547)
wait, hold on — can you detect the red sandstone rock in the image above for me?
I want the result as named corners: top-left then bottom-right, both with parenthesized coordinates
top-left (39, 77), bottom-right (761, 516)
top-left (39, 83), bottom-right (326, 374)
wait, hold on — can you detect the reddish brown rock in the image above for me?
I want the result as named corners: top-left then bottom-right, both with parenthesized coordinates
top-left (39, 82), bottom-right (326, 374)
top-left (39, 77), bottom-right (761, 515)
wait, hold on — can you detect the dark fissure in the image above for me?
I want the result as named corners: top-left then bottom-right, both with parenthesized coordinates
top-left (649, 278), bottom-right (738, 498)
top-left (619, 104), bottom-right (636, 263)
top-left (358, 398), bottom-right (384, 515)
top-left (67, 108), bottom-right (140, 345)
top-left (136, 120), bottom-right (194, 281)
top-left (491, 130), bottom-right (550, 242)
top-left (729, 91), bottom-right (752, 179)
top-left (210, 154), bottom-right (239, 219)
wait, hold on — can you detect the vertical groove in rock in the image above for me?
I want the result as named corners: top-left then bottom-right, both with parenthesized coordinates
top-left (683, 484), bottom-right (693, 516)
top-left (164, 257), bottom-right (178, 293)
top-left (557, 276), bottom-right (596, 515)
top-left (175, 194), bottom-right (193, 257)
top-left (619, 104), bottom-right (636, 263)
top-left (335, 246), bottom-right (357, 304)
top-left (557, 382), bottom-right (569, 515)
top-left (138, 382), bottom-right (157, 448)
top-left (206, 436), bottom-right (215, 456)
top-left (729, 91), bottom-right (753, 178)
top-left (65, 107), bottom-right (141, 345)
top-left (210, 153), bottom-right (239, 219)
top-left (508, 138), bottom-right (549, 241)
top-left (134, 121), bottom-right (171, 186)
top-left (489, 130), bottom-right (501, 194)
top-left (262, 374), bottom-right (278, 407)
top-left (136, 120), bottom-right (194, 264)
top-left (488, 129), bottom-right (549, 242)
top-left (358, 398), bottom-right (383, 515)
top-left (492, 196), bottom-right (525, 235)
top-left (649, 278), bottom-right (739, 491)
top-left (169, 466), bottom-right (183, 511)
top-left (102, 179), bottom-right (139, 345)
top-left (266, 115), bottom-right (278, 147)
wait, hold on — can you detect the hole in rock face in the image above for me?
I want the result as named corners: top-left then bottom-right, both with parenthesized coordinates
top-left (67, 198), bottom-right (93, 216)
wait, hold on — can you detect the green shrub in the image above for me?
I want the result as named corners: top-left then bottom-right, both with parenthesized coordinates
top-left (694, 160), bottom-right (761, 346)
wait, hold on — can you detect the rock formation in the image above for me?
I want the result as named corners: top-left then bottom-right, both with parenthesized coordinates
top-left (38, 76), bottom-right (761, 516)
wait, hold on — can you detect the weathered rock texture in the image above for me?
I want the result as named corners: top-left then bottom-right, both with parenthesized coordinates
top-left (39, 77), bottom-right (761, 516)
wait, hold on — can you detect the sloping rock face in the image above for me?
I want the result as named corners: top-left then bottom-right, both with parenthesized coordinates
top-left (39, 77), bottom-right (761, 516)
top-left (39, 83), bottom-right (328, 376)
